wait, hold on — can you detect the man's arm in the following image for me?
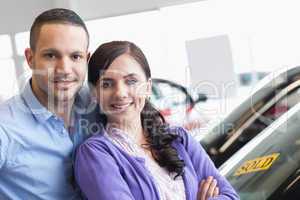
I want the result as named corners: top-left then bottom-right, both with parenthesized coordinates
top-left (0, 125), bottom-right (9, 169)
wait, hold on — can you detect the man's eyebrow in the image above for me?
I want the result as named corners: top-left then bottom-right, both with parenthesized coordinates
top-left (124, 73), bottom-right (138, 78)
top-left (71, 51), bottom-right (85, 54)
top-left (40, 48), bottom-right (59, 53)
top-left (40, 49), bottom-right (84, 54)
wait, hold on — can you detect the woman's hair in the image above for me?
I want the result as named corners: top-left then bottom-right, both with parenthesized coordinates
top-left (88, 41), bottom-right (185, 178)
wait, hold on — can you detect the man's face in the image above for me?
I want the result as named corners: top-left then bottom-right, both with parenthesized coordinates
top-left (25, 23), bottom-right (89, 107)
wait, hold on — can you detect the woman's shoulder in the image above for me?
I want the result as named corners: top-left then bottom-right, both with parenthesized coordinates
top-left (168, 126), bottom-right (190, 145)
top-left (77, 131), bottom-right (112, 154)
top-left (168, 126), bottom-right (205, 152)
top-left (168, 126), bottom-right (188, 135)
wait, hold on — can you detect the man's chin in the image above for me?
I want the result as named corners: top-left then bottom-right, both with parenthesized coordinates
top-left (52, 88), bottom-right (78, 99)
top-left (47, 92), bottom-right (76, 107)
top-left (56, 94), bottom-right (75, 102)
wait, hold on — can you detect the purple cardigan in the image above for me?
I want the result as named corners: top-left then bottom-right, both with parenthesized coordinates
top-left (75, 127), bottom-right (239, 200)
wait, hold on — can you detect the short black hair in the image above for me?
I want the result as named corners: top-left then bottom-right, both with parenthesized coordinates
top-left (29, 8), bottom-right (89, 50)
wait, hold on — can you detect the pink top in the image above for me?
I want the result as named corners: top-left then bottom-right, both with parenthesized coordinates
top-left (105, 127), bottom-right (186, 200)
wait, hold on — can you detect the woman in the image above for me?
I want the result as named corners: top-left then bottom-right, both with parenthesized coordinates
top-left (75, 41), bottom-right (239, 200)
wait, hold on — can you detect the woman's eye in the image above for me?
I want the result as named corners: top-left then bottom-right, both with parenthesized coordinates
top-left (127, 79), bottom-right (137, 85)
top-left (101, 81), bottom-right (112, 88)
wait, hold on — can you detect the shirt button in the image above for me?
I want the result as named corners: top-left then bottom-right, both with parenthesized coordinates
top-left (61, 129), bottom-right (68, 135)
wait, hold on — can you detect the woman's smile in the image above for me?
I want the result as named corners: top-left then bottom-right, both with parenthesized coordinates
top-left (110, 101), bottom-right (133, 112)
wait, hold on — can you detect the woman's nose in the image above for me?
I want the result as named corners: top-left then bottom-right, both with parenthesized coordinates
top-left (114, 82), bottom-right (128, 99)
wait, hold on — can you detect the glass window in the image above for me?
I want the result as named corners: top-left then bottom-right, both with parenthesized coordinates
top-left (84, 0), bottom-right (300, 89)
top-left (161, 0), bottom-right (300, 73)
top-left (207, 75), bottom-right (300, 167)
top-left (15, 32), bottom-right (29, 56)
top-left (85, 10), bottom-right (190, 85)
top-left (0, 59), bottom-right (18, 100)
top-left (0, 35), bottom-right (13, 59)
top-left (224, 104), bottom-right (300, 200)
top-left (151, 80), bottom-right (189, 109)
top-left (21, 59), bottom-right (32, 83)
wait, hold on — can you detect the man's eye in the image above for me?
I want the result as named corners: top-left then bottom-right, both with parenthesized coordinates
top-left (44, 53), bottom-right (56, 59)
top-left (72, 54), bottom-right (83, 61)
top-left (127, 79), bottom-right (137, 85)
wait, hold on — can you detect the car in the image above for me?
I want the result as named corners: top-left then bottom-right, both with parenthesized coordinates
top-left (219, 101), bottom-right (300, 200)
top-left (238, 71), bottom-right (268, 86)
top-left (200, 65), bottom-right (300, 167)
top-left (151, 78), bottom-right (208, 135)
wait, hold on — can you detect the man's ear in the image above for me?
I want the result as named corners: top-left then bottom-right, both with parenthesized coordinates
top-left (87, 52), bottom-right (91, 62)
top-left (24, 48), bottom-right (34, 69)
top-left (91, 86), bottom-right (98, 103)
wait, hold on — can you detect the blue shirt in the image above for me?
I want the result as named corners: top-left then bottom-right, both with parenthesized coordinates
top-left (0, 81), bottom-right (95, 200)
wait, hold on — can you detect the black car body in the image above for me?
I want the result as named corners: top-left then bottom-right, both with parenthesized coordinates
top-left (219, 101), bottom-right (300, 200)
top-left (201, 66), bottom-right (300, 167)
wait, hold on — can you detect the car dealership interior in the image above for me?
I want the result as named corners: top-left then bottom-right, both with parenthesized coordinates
top-left (1, 0), bottom-right (300, 199)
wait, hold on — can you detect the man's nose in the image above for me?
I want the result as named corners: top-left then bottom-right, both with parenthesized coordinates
top-left (55, 57), bottom-right (72, 74)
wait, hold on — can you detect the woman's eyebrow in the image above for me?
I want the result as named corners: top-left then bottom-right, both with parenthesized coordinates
top-left (99, 77), bottom-right (114, 81)
top-left (99, 73), bottom-right (138, 81)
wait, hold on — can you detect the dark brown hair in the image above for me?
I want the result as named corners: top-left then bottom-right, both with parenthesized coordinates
top-left (88, 41), bottom-right (185, 178)
top-left (30, 8), bottom-right (89, 51)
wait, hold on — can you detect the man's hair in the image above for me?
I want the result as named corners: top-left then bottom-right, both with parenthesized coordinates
top-left (29, 8), bottom-right (89, 50)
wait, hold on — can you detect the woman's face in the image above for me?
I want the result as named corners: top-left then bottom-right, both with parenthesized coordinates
top-left (95, 54), bottom-right (151, 125)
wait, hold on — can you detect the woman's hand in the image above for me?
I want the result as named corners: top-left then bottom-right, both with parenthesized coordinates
top-left (197, 176), bottom-right (219, 200)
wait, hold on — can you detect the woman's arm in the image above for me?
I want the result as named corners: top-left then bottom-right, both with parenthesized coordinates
top-left (177, 127), bottom-right (240, 200)
top-left (75, 141), bottom-right (135, 200)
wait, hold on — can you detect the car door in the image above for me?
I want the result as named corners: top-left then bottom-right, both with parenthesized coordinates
top-left (219, 102), bottom-right (300, 200)
top-left (201, 66), bottom-right (300, 167)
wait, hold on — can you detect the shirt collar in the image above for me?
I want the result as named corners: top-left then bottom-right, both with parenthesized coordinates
top-left (21, 80), bottom-right (54, 123)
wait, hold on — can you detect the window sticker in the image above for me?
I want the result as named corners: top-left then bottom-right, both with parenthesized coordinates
top-left (234, 153), bottom-right (280, 176)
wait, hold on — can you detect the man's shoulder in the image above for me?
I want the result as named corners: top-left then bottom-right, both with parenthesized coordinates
top-left (0, 95), bottom-right (28, 125)
top-left (0, 96), bottom-right (17, 117)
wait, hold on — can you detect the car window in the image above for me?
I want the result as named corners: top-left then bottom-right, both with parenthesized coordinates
top-left (210, 81), bottom-right (300, 166)
top-left (222, 103), bottom-right (300, 200)
top-left (268, 168), bottom-right (300, 200)
top-left (240, 86), bottom-right (300, 139)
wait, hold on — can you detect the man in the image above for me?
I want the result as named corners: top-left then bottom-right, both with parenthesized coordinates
top-left (0, 8), bottom-right (91, 199)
